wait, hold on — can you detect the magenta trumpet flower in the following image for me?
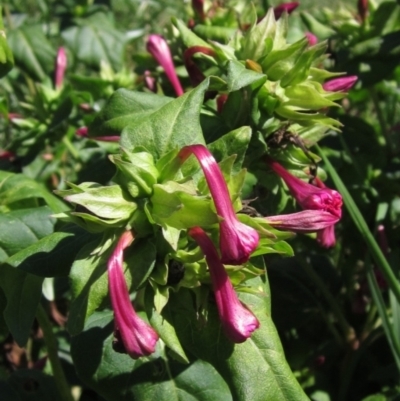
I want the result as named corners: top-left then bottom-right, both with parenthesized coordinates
top-left (266, 158), bottom-right (342, 218)
top-left (266, 210), bottom-right (340, 233)
top-left (274, 2), bottom-right (299, 19)
top-left (108, 231), bottom-right (159, 359)
top-left (75, 126), bottom-right (120, 142)
top-left (55, 47), bottom-right (67, 90)
top-left (323, 76), bottom-right (358, 92)
top-left (189, 226), bottom-right (260, 343)
top-left (146, 34), bottom-right (184, 97)
top-left (266, 157), bottom-right (342, 247)
top-left (179, 145), bottom-right (259, 265)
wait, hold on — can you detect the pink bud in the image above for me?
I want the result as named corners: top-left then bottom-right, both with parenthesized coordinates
top-left (323, 76), bottom-right (358, 92)
top-left (189, 227), bottom-right (260, 343)
top-left (316, 224), bottom-right (336, 247)
top-left (358, 0), bottom-right (368, 22)
top-left (266, 210), bottom-right (340, 233)
top-left (0, 150), bottom-right (16, 161)
top-left (274, 2), bottom-right (299, 19)
top-left (108, 231), bottom-right (159, 358)
top-left (192, 0), bottom-right (205, 21)
top-left (183, 46), bottom-right (216, 87)
top-left (55, 47), bottom-right (67, 90)
top-left (144, 70), bottom-right (156, 93)
top-left (305, 32), bottom-right (318, 46)
top-left (146, 34), bottom-right (184, 97)
top-left (179, 145), bottom-right (259, 265)
top-left (76, 126), bottom-right (120, 142)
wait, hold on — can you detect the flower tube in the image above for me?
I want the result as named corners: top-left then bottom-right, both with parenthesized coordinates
top-left (323, 76), bottom-right (358, 92)
top-left (189, 226), bottom-right (259, 342)
top-left (146, 34), bottom-right (184, 97)
top-left (55, 47), bottom-right (67, 90)
top-left (108, 231), bottom-right (158, 358)
top-left (179, 145), bottom-right (259, 265)
top-left (266, 209), bottom-right (340, 233)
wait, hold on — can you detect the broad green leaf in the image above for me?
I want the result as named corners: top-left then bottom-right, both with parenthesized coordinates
top-left (62, 12), bottom-right (126, 71)
top-left (150, 181), bottom-right (218, 229)
top-left (89, 89), bottom-right (173, 136)
top-left (4, 225), bottom-right (97, 277)
top-left (146, 287), bottom-right (189, 364)
top-left (0, 172), bottom-right (68, 213)
top-left (169, 275), bottom-right (309, 401)
top-left (65, 185), bottom-right (137, 220)
top-left (208, 126), bottom-right (252, 173)
top-left (7, 25), bottom-right (55, 81)
top-left (0, 206), bottom-right (55, 263)
top-left (6, 369), bottom-right (61, 401)
top-left (71, 310), bottom-right (233, 401)
top-left (0, 266), bottom-right (43, 346)
top-left (120, 79), bottom-right (209, 160)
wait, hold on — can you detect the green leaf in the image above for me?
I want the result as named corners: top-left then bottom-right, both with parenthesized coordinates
top-left (150, 181), bottom-right (218, 229)
top-left (0, 266), bottom-right (43, 346)
top-left (7, 25), bottom-right (55, 81)
top-left (145, 287), bottom-right (189, 364)
top-left (208, 126), bottom-right (252, 173)
top-left (240, 8), bottom-right (276, 62)
top-left (0, 206), bottom-right (55, 263)
top-left (172, 18), bottom-right (212, 49)
top-left (222, 60), bottom-right (267, 92)
top-left (89, 89), bottom-right (173, 136)
top-left (120, 79), bottom-right (209, 160)
top-left (71, 311), bottom-right (233, 401)
top-left (65, 184), bottom-right (137, 220)
top-left (0, 172), bottom-right (68, 214)
top-left (4, 225), bottom-right (97, 277)
top-left (0, 8), bottom-right (14, 78)
top-left (169, 275), bottom-right (309, 401)
top-left (62, 12), bottom-right (126, 71)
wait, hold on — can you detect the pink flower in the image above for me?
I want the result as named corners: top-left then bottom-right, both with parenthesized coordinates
top-left (358, 0), bottom-right (368, 22)
top-left (179, 145), bottom-right (259, 264)
top-left (266, 158), bottom-right (342, 218)
top-left (55, 47), bottom-right (67, 90)
top-left (274, 2), bottom-right (299, 19)
top-left (75, 126), bottom-right (120, 142)
top-left (305, 32), bottom-right (318, 46)
top-left (0, 150), bottom-right (16, 161)
top-left (266, 157), bottom-right (342, 247)
top-left (146, 34), bottom-right (184, 97)
top-left (189, 226), bottom-right (259, 342)
top-left (108, 231), bottom-right (159, 358)
top-left (323, 76), bottom-right (358, 92)
top-left (266, 210), bottom-right (340, 233)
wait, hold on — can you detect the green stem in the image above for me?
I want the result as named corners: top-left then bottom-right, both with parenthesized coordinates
top-left (316, 145), bottom-right (400, 305)
top-left (298, 256), bottom-right (357, 346)
top-left (62, 136), bottom-right (80, 160)
top-left (370, 88), bottom-right (393, 152)
top-left (36, 304), bottom-right (74, 401)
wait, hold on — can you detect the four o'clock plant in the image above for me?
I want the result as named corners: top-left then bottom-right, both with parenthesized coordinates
top-left (48, 3), bottom-right (353, 399)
